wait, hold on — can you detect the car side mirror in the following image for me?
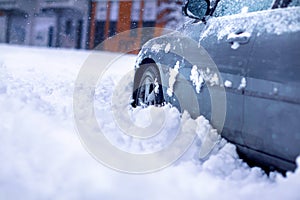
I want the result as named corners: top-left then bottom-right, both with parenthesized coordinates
top-left (183, 0), bottom-right (210, 20)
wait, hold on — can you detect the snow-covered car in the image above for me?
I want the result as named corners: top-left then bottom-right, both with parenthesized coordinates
top-left (132, 0), bottom-right (300, 172)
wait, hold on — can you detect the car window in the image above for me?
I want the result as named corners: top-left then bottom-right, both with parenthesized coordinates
top-left (288, 0), bottom-right (300, 7)
top-left (213, 0), bottom-right (274, 17)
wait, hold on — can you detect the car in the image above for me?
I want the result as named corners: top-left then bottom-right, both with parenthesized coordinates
top-left (131, 0), bottom-right (300, 173)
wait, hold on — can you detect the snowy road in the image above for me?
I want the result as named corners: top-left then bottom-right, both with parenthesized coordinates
top-left (0, 44), bottom-right (299, 200)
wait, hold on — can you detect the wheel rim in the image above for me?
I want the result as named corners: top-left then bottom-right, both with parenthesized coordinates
top-left (137, 75), bottom-right (156, 106)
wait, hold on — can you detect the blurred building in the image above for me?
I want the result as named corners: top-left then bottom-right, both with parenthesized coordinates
top-left (36, 0), bottom-right (89, 49)
top-left (0, 0), bottom-right (183, 51)
top-left (0, 0), bottom-right (37, 45)
top-left (88, 0), bottom-right (183, 52)
top-left (0, 0), bottom-right (89, 48)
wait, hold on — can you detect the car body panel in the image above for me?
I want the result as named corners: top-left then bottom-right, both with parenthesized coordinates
top-left (243, 7), bottom-right (300, 164)
top-left (133, 3), bottom-right (300, 171)
top-left (195, 13), bottom-right (260, 147)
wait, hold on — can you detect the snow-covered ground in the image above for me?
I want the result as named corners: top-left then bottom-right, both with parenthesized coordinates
top-left (0, 44), bottom-right (299, 200)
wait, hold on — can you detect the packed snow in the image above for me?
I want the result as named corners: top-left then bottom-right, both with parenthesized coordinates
top-left (167, 61), bottom-right (180, 97)
top-left (164, 43), bottom-right (171, 53)
top-left (190, 65), bottom-right (204, 94)
top-left (238, 77), bottom-right (247, 90)
top-left (224, 80), bottom-right (233, 88)
top-left (0, 44), bottom-right (299, 200)
top-left (190, 65), bottom-right (221, 92)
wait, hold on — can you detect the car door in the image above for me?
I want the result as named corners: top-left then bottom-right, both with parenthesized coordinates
top-left (243, 4), bottom-right (300, 167)
top-left (192, 1), bottom-right (267, 145)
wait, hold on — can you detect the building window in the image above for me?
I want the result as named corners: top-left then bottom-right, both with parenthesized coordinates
top-left (141, 1), bottom-right (157, 44)
top-left (108, 21), bottom-right (117, 37)
top-left (130, 0), bottom-right (140, 37)
top-left (65, 20), bottom-right (72, 35)
top-left (108, 1), bottom-right (119, 37)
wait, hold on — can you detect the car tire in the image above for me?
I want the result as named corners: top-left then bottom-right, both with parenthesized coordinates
top-left (134, 65), bottom-right (164, 107)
